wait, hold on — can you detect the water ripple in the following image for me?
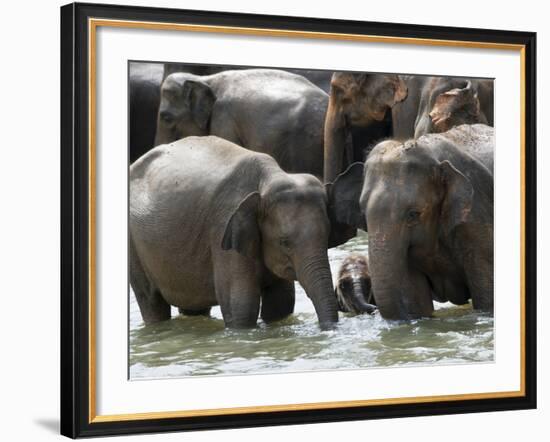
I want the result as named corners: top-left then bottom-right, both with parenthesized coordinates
top-left (130, 231), bottom-right (494, 378)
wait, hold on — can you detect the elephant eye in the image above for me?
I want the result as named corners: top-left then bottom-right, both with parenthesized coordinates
top-left (406, 209), bottom-right (421, 225)
top-left (279, 237), bottom-right (290, 248)
top-left (160, 110), bottom-right (175, 124)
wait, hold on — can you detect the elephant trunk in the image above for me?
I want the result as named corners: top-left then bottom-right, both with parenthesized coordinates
top-left (414, 114), bottom-right (433, 139)
top-left (153, 118), bottom-right (171, 146)
top-left (350, 279), bottom-right (377, 314)
top-left (368, 230), bottom-right (434, 320)
top-left (323, 97), bottom-right (348, 184)
top-left (295, 249), bottom-right (339, 330)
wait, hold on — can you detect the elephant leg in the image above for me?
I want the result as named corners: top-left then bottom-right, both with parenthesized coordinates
top-left (178, 307), bottom-right (211, 316)
top-left (213, 254), bottom-right (261, 328)
top-left (459, 227), bottom-right (493, 313)
top-left (465, 259), bottom-right (494, 312)
top-left (130, 239), bottom-right (171, 324)
top-left (260, 279), bottom-right (295, 323)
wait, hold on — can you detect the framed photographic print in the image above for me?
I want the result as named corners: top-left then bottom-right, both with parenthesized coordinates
top-left (60, 2), bottom-right (537, 438)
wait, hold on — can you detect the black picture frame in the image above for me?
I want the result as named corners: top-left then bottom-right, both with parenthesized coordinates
top-left (60, 2), bottom-right (537, 438)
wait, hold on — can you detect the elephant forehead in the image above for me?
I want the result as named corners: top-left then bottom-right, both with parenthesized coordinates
top-left (364, 167), bottom-right (441, 217)
top-left (265, 190), bottom-right (327, 215)
top-left (266, 176), bottom-right (325, 202)
top-left (367, 157), bottom-right (436, 185)
top-left (339, 255), bottom-right (369, 276)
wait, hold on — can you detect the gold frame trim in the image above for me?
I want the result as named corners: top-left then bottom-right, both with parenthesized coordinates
top-left (88, 18), bottom-right (527, 424)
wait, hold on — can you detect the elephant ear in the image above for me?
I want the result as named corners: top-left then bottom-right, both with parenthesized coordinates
top-left (334, 286), bottom-right (350, 313)
top-left (182, 80), bottom-right (216, 131)
top-left (429, 81), bottom-right (482, 131)
top-left (325, 162), bottom-right (366, 247)
top-left (221, 192), bottom-right (261, 258)
top-left (392, 75), bottom-right (408, 104)
top-left (329, 72), bottom-right (359, 101)
top-left (440, 160), bottom-right (474, 236)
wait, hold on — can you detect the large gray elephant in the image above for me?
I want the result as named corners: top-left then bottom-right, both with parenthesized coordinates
top-left (347, 124), bottom-right (494, 320)
top-left (163, 64), bottom-right (332, 92)
top-left (392, 76), bottom-right (494, 140)
top-left (130, 136), bottom-right (362, 329)
top-left (154, 69), bottom-right (328, 179)
top-left (129, 63), bottom-right (244, 162)
top-left (323, 72), bottom-right (408, 183)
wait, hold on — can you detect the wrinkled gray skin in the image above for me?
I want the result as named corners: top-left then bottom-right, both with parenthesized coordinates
top-left (129, 63), bottom-right (243, 163)
top-left (163, 64), bottom-right (332, 92)
top-left (335, 253), bottom-right (377, 315)
top-left (355, 124), bottom-right (494, 320)
top-left (162, 63), bottom-right (232, 81)
top-left (130, 136), bottom-right (363, 330)
top-left (392, 76), bottom-right (494, 140)
top-left (155, 69), bottom-right (328, 179)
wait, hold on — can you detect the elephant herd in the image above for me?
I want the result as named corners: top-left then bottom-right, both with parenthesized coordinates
top-left (129, 62), bottom-right (494, 330)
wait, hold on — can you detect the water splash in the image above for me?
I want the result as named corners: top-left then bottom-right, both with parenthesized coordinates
top-left (129, 231), bottom-right (494, 379)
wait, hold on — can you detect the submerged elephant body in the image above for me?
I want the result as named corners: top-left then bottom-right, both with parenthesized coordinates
top-left (359, 124), bottom-right (494, 320)
top-left (155, 69), bottom-right (328, 178)
top-left (130, 136), bottom-right (362, 329)
top-left (392, 76), bottom-right (494, 140)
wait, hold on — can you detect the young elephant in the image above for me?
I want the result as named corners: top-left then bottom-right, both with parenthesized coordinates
top-left (335, 253), bottom-right (377, 315)
top-left (130, 136), bottom-right (362, 330)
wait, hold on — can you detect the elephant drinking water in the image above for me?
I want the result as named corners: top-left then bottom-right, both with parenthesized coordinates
top-left (335, 253), bottom-right (376, 315)
top-left (358, 124), bottom-right (494, 320)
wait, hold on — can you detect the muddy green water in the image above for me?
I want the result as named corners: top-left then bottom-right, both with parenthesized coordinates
top-left (129, 232), bottom-right (494, 379)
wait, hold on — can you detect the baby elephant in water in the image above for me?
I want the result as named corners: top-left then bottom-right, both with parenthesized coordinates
top-left (335, 254), bottom-right (377, 315)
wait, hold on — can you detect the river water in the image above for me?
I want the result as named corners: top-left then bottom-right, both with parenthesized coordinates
top-left (129, 231), bottom-right (494, 379)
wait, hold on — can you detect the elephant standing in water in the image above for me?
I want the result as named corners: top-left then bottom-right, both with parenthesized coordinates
top-left (155, 69), bottom-right (328, 179)
top-left (130, 136), bottom-right (362, 329)
top-left (323, 72), bottom-right (408, 183)
top-left (335, 253), bottom-right (376, 315)
top-left (392, 76), bottom-right (494, 140)
top-left (350, 124), bottom-right (494, 320)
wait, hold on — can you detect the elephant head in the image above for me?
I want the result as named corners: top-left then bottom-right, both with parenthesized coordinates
top-left (358, 140), bottom-right (476, 320)
top-left (323, 72), bottom-right (408, 183)
top-left (335, 253), bottom-right (376, 315)
top-left (154, 73), bottom-right (216, 145)
top-left (415, 79), bottom-right (487, 138)
top-left (221, 165), bottom-right (364, 329)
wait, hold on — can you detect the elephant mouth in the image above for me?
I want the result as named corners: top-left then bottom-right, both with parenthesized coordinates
top-left (405, 272), bottom-right (434, 319)
top-left (376, 270), bottom-right (434, 321)
top-left (372, 110), bottom-right (388, 121)
top-left (273, 264), bottom-right (296, 281)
